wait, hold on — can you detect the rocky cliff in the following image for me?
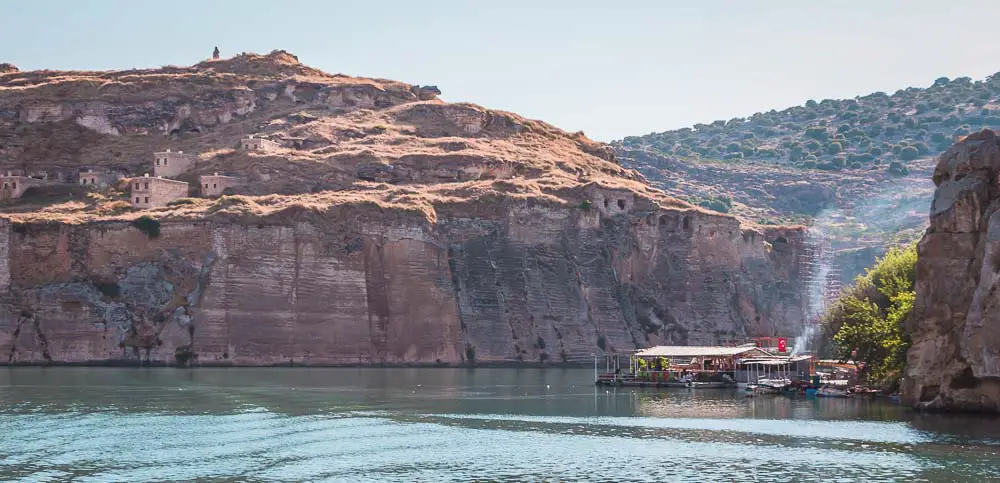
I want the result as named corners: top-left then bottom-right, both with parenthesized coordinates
top-left (904, 129), bottom-right (1000, 412)
top-left (0, 51), bottom-right (808, 365)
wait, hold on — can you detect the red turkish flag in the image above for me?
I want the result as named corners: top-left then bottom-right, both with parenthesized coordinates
top-left (777, 338), bottom-right (787, 353)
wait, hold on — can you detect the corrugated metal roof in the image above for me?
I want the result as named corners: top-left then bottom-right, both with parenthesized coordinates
top-left (635, 345), bottom-right (762, 357)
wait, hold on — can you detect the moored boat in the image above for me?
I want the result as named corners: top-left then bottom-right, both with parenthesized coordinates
top-left (817, 386), bottom-right (851, 398)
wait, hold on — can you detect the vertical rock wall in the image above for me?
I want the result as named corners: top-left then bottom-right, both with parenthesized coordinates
top-left (0, 201), bottom-right (807, 366)
top-left (904, 129), bottom-right (1000, 412)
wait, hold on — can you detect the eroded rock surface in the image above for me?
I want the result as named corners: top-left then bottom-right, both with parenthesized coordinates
top-left (0, 51), bottom-right (809, 365)
top-left (904, 129), bottom-right (1000, 412)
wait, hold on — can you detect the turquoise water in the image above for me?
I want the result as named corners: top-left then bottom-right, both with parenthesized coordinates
top-left (1, 367), bottom-right (998, 482)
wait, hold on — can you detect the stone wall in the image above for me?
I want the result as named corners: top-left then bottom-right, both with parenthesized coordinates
top-left (130, 177), bottom-right (189, 209)
top-left (200, 174), bottom-right (242, 197)
top-left (0, 176), bottom-right (48, 200)
top-left (153, 151), bottom-right (198, 178)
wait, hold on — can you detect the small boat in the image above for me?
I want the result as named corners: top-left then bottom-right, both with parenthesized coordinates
top-left (816, 386), bottom-right (851, 398)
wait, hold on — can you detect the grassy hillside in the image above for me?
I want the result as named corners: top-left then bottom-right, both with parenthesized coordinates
top-left (617, 73), bottom-right (1000, 173)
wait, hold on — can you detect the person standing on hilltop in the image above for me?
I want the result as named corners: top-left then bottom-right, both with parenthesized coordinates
top-left (212, 46), bottom-right (220, 60)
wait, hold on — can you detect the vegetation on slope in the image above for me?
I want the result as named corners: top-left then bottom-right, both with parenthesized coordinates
top-left (822, 243), bottom-right (917, 389)
top-left (618, 74), bottom-right (1000, 174)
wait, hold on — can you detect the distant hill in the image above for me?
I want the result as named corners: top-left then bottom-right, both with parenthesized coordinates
top-left (616, 73), bottom-right (1000, 173)
top-left (611, 73), bottom-right (1000, 284)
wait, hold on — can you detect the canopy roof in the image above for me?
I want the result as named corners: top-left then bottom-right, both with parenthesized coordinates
top-left (740, 355), bottom-right (813, 365)
top-left (635, 345), bottom-right (765, 358)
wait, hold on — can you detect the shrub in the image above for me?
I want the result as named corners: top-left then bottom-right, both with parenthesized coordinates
top-left (801, 160), bottom-right (817, 169)
top-left (697, 195), bottom-right (733, 213)
top-left (826, 142), bottom-right (843, 154)
top-left (848, 153), bottom-right (874, 163)
top-left (95, 282), bottom-right (121, 299)
top-left (888, 161), bottom-right (909, 175)
top-left (850, 162), bottom-right (863, 169)
top-left (131, 216), bottom-right (161, 239)
top-left (166, 197), bottom-right (198, 207)
top-left (899, 145), bottom-right (920, 160)
top-left (805, 126), bottom-right (828, 140)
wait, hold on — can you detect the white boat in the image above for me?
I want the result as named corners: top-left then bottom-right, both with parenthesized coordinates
top-left (817, 386), bottom-right (851, 398)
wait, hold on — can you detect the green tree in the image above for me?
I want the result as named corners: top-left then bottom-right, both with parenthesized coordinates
top-left (824, 244), bottom-right (917, 389)
top-left (805, 126), bottom-right (829, 140)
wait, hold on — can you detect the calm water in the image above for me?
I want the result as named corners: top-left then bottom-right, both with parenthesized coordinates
top-left (1, 368), bottom-right (999, 482)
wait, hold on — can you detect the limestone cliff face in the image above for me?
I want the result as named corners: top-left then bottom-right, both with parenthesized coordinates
top-left (0, 51), bottom-right (808, 365)
top-left (0, 198), bottom-right (805, 366)
top-left (904, 129), bottom-right (1000, 412)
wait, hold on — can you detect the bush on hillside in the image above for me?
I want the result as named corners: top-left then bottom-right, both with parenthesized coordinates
top-left (131, 216), bottom-right (161, 239)
top-left (888, 161), bottom-right (909, 176)
top-left (697, 195), bottom-right (733, 213)
top-left (805, 126), bottom-right (828, 140)
top-left (899, 146), bottom-right (920, 160)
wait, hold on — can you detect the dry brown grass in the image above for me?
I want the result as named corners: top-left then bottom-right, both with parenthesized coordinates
top-left (0, 49), bottom-right (715, 229)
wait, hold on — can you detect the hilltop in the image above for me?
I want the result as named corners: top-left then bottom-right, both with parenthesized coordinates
top-left (0, 51), bottom-right (810, 367)
top-left (619, 73), bottom-right (1000, 171)
top-left (0, 49), bottom-right (633, 222)
top-left (612, 73), bottom-right (1000, 281)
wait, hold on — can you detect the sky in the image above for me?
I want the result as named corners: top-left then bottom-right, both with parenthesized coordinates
top-left (5, 1), bottom-right (1000, 141)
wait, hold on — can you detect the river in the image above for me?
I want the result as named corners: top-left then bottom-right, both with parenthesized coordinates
top-left (0, 367), bottom-right (998, 482)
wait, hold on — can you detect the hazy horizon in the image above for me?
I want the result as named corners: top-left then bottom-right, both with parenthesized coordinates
top-left (5, 0), bottom-right (1000, 141)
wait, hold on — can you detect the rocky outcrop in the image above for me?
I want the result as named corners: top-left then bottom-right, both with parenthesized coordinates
top-left (0, 51), bottom-right (810, 366)
top-left (904, 129), bottom-right (1000, 412)
top-left (0, 194), bottom-right (807, 366)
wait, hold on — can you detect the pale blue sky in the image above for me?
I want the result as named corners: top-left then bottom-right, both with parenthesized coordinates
top-left (4, 1), bottom-right (1000, 141)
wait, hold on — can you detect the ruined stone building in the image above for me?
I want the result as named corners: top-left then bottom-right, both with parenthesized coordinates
top-left (200, 172), bottom-right (243, 197)
top-left (153, 149), bottom-right (198, 178)
top-left (239, 135), bottom-right (280, 152)
top-left (0, 169), bottom-right (56, 200)
top-left (78, 168), bottom-right (123, 187)
top-left (0, 174), bottom-right (47, 201)
top-left (130, 174), bottom-right (189, 209)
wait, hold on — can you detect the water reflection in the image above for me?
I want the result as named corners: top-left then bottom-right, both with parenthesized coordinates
top-left (1, 367), bottom-right (999, 481)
